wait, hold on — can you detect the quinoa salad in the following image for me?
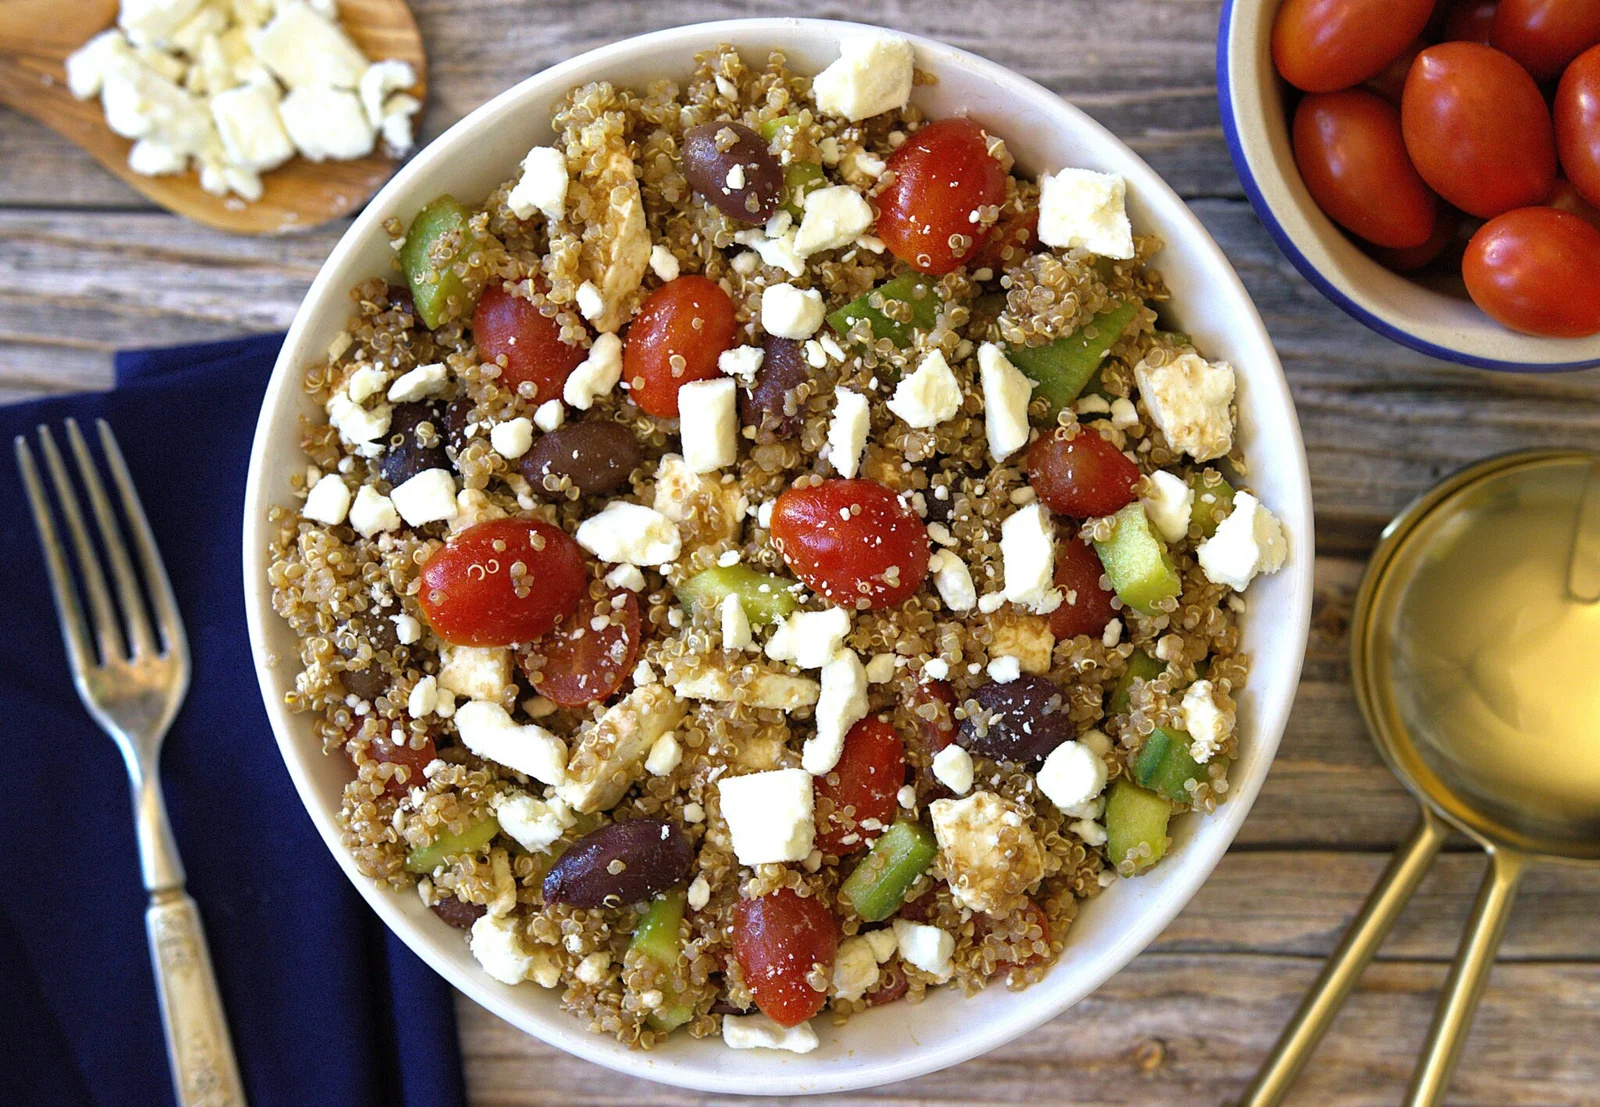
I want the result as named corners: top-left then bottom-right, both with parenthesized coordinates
top-left (266, 30), bottom-right (1289, 1053)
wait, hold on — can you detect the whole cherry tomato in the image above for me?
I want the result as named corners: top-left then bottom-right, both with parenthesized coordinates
top-left (1294, 90), bottom-right (1439, 247)
top-left (1025, 426), bottom-right (1141, 518)
top-left (1365, 40), bottom-right (1426, 105)
top-left (875, 118), bottom-right (1009, 275)
top-left (770, 479), bottom-right (931, 610)
top-left (1441, 0), bottom-right (1500, 44)
top-left (472, 284), bottom-right (586, 405)
top-left (1555, 45), bottom-right (1600, 209)
top-left (732, 887), bottom-right (838, 1027)
top-left (1463, 207), bottom-right (1600, 336)
top-left (418, 518), bottom-right (587, 646)
top-left (1491, 0), bottom-right (1600, 80)
top-left (1272, 0), bottom-right (1436, 92)
top-left (1402, 43), bottom-right (1557, 218)
top-left (622, 275), bottom-right (738, 418)
top-left (518, 589), bottom-right (641, 707)
top-left (1366, 206), bottom-right (1463, 271)
top-left (815, 717), bottom-right (905, 855)
top-left (1050, 537), bottom-right (1118, 640)
top-left (1546, 177), bottom-right (1600, 229)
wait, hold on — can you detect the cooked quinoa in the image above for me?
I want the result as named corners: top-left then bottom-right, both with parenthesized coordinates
top-left (266, 30), bottom-right (1288, 1052)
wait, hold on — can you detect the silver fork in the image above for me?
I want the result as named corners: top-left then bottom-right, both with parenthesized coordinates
top-left (16, 418), bottom-right (245, 1107)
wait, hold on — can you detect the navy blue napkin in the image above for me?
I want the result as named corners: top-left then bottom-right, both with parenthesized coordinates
top-left (0, 336), bottom-right (467, 1107)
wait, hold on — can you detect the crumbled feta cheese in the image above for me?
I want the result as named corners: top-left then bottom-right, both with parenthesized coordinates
top-left (986, 655), bottom-right (1022, 683)
top-left (932, 744), bottom-right (974, 795)
top-left (761, 283), bottom-right (826, 339)
top-left (563, 333), bottom-right (623, 410)
top-left (1102, 618), bottom-right (1123, 648)
top-left (865, 652), bottom-right (897, 684)
top-left (575, 281), bottom-right (605, 322)
top-left (346, 365), bottom-right (386, 403)
top-left (327, 392), bottom-right (391, 445)
top-left (722, 1013), bottom-right (819, 1053)
top-left (490, 417), bottom-right (534, 460)
top-left (978, 343), bottom-right (1033, 461)
top-left (687, 874), bottom-right (711, 911)
top-left (1072, 819), bottom-right (1109, 847)
top-left (645, 731), bottom-right (683, 776)
top-left (359, 58), bottom-right (416, 125)
top-left (605, 563), bottom-right (647, 592)
top-left (407, 674), bottom-right (438, 717)
top-left (803, 650), bottom-right (868, 775)
top-left (574, 951), bottom-right (609, 985)
top-left (827, 388), bottom-right (870, 479)
top-left (1037, 167), bottom-right (1135, 260)
top-left (250, 1), bottom-right (368, 89)
top-left (209, 83), bottom-right (293, 172)
top-left (678, 378), bottom-right (738, 473)
top-left (765, 607), bottom-right (852, 670)
top-left (718, 768), bottom-right (815, 865)
top-left (1001, 503), bottom-right (1058, 612)
top-left (1076, 394), bottom-right (1112, 415)
top-left (392, 613), bottom-right (421, 645)
top-left (389, 468), bottom-right (458, 526)
top-left (923, 658), bottom-right (950, 681)
top-left (732, 227), bottom-right (807, 277)
top-left (648, 243), bottom-right (680, 282)
top-left (386, 362), bottom-right (448, 403)
top-left (892, 919), bottom-right (955, 982)
top-left (1037, 740), bottom-right (1109, 812)
top-left (1142, 469), bottom-right (1195, 543)
top-left (930, 550), bottom-right (978, 613)
top-left (506, 145), bottom-right (568, 222)
top-left (721, 594), bottom-right (753, 651)
top-left (279, 85), bottom-right (374, 161)
top-left (437, 645), bottom-right (512, 702)
top-left (897, 784), bottom-right (918, 810)
top-left (1133, 353), bottom-right (1236, 462)
top-left (886, 350), bottom-right (962, 429)
top-left (1182, 679), bottom-right (1232, 764)
top-left (1110, 396), bottom-right (1140, 429)
top-left (717, 345), bottom-right (764, 384)
top-left (811, 32), bottom-right (915, 121)
top-left (453, 700), bottom-right (567, 786)
top-left (120, 0), bottom-right (204, 48)
top-left (469, 913), bottom-right (535, 985)
top-left (490, 790), bottom-right (574, 854)
top-left (66, 31), bottom-right (130, 100)
top-left (793, 186), bottom-right (875, 257)
top-left (576, 501), bottom-right (681, 566)
top-left (533, 399), bottom-right (565, 432)
top-left (1196, 491), bottom-right (1287, 591)
top-left (865, 927), bottom-right (899, 963)
top-left (832, 937), bottom-right (881, 1001)
top-left (302, 474), bottom-right (351, 525)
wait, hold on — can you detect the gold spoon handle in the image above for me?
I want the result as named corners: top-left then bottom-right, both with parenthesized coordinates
top-left (1404, 848), bottom-right (1527, 1107)
top-left (1239, 810), bottom-right (1450, 1107)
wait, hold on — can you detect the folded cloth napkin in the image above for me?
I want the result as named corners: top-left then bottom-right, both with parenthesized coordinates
top-left (0, 336), bottom-right (467, 1107)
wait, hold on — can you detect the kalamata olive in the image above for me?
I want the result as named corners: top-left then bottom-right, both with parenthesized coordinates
top-left (542, 818), bottom-right (694, 908)
top-left (444, 396), bottom-right (477, 459)
top-left (336, 611), bottom-right (399, 700)
top-left (681, 122), bottom-right (783, 224)
top-left (385, 283), bottom-right (421, 328)
top-left (381, 402), bottom-right (449, 486)
top-left (340, 663), bottom-right (389, 703)
top-left (430, 896), bottom-right (486, 929)
top-left (739, 336), bottom-right (809, 438)
top-left (960, 675), bottom-right (1075, 763)
top-left (518, 420), bottom-right (641, 497)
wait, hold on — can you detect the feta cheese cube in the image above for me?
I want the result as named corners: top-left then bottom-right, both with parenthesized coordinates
top-left (575, 501), bottom-right (682, 566)
top-left (119, 0), bottom-right (204, 47)
top-left (506, 145), bottom-right (567, 222)
top-left (793, 186), bottom-right (874, 257)
top-left (761, 283), bottom-right (826, 339)
top-left (831, 936), bottom-right (881, 1001)
top-left (1037, 168), bottom-right (1135, 260)
top-left (803, 649), bottom-right (868, 775)
top-left (718, 768), bottom-right (815, 865)
top-left (978, 342), bottom-right (1033, 461)
top-left (678, 378), bottom-right (738, 473)
top-left (722, 1013), bottom-right (819, 1053)
top-left (66, 31), bottom-right (134, 101)
top-left (892, 919), bottom-right (955, 982)
top-left (437, 644), bottom-right (512, 702)
top-left (348, 484), bottom-right (401, 537)
top-left (389, 468), bottom-right (458, 526)
top-left (278, 85), bottom-right (375, 161)
top-left (208, 82), bottom-right (294, 173)
top-left (1133, 353), bottom-right (1236, 462)
top-left (469, 913), bottom-right (536, 985)
top-left (1142, 469), bottom-right (1195, 543)
top-left (249, 1), bottom-right (369, 89)
top-left (1110, 396), bottom-right (1139, 429)
top-left (1037, 740), bottom-right (1109, 812)
top-left (865, 652), bottom-right (897, 684)
top-left (563, 332), bottom-right (622, 410)
top-left (386, 362), bottom-right (448, 402)
top-left (490, 790), bottom-right (574, 854)
top-left (533, 399), bottom-right (565, 432)
top-left (645, 731), bottom-right (683, 776)
top-left (811, 33), bottom-right (915, 122)
top-left (932, 744), bottom-right (974, 795)
top-left (649, 244), bottom-right (680, 282)
top-left (359, 59), bottom-right (417, 126)
top-left (454, 700), bottom-right (567, 785)
top-left (1197, 491), bottom-right (1287, 591)
top-left (721, 594), bottom-right (753, 650)
top-left (1181, 679), bottom-right (1231, 764)
top-left (765, 607), bottom-right (852, 670)
top-left (827, 388), bottom-right (870, 479)
top-left (302, 473), bottom-right (351, 525)
top-left (490, 417), bottom-right (534, 460)
top-left (930, 550), bottom-right (977, 613)
top-left (886, 350), bottom-right (962, 429)
top-left (864, 927), bottom-right (899, 962)
top-left (1000, 503), bottom-right (1058, 612)
top-left (928, 791), bottom-right (1046, 915)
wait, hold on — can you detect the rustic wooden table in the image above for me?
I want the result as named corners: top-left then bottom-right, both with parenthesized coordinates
top-left (5, 2), bottom-right (1597, 1103)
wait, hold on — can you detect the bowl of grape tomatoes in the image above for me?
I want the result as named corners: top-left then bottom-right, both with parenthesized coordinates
top-left (1220, 0), bottom-right (1600, 368)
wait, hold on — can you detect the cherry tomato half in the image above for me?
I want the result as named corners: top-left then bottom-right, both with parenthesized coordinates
top-left (1294, 90), bottom-right (1439, 247)
top-left (1050, 537), bottom-right (1118, 640)
top-left (472, 284), bottom-right (586, 405)
top-left (1491, 0), bottom-right (1600, 80)
top-left (875, 118), bottom-right (1009, 275)
top-left (969, 202), bottom-right (1038, 272)
top-left (418, 518), bottom-right (587, 646)
top-left (770, 479), bottom-right (931, 610)
top-left (732, 887), bottom-right (838, 1027)
top-left (815, 717), bottom-right (905, 855)
top-left (1463, 207), bottom-right (1600, 336)
top-left (1441, 0), bottom-right (1500, 44)
top-left (1272, 0), bottom-right (1436, 92)
top-left (1402, 43), bottom-right (1557, 218)
top-left (518, 589), bottom-right (641, 708)
top-left (1555, 45), bottom-right (1600, 209)
top-left (360, 732), bottom-right (437, 797)
top-left (622, 275), bottom-right (738, 418)
top-left (1025, 426), bottom-right (1141, 518)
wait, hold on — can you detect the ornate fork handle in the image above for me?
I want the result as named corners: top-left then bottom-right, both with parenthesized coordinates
top-left (146, 891), bottom-right (246, 1107)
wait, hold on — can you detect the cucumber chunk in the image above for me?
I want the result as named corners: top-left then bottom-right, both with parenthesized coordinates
top-left (1188, 470), bottom-right (1237, 539)
top-left (631, 888), bottom-right (694, 1032)
top-left (840, 818), bottom-right (937, 922)
top-left (399, 195), bottom-right (499, 329)
top-left (1004, 300), bottom-right (1139, 422)
top-left (827, 273), bottom-right (941, 349)
top-left (404, 816), bottom-right (500, 874)
top-left (1109, 649), bottom-right (1165, 715)
top-left (1133, 726), bottom-right (1209, 803)
top-left (675, 565), bottom-right (799, 627)
top-left (1104, 780), bottom-right (1171, 875)
top-left (780, 161), bottom-right (827, 220)
top-left (1093, 504), bottom-right (1182, 616)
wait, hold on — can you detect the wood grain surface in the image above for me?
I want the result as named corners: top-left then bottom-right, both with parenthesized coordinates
top-left (2, 2), bottom-right (1596, 1104)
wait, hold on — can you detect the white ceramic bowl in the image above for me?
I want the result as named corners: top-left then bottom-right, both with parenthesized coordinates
top-left (1219, 0), bottom-right (1600, 371)
top-left (243, 18), bottom-right (1314, 1096)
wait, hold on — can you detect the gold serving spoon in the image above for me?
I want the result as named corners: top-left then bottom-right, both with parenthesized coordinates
top-left (0, 0), bottom-right (426, 234)
top-left (1242, 449), bottom-right (1600, 1107)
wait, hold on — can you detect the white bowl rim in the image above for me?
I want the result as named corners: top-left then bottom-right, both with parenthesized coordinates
top-left (1216, 0), bottom-right (1600, 372)
top-left (243, 16), bottom-right (1315, 1095)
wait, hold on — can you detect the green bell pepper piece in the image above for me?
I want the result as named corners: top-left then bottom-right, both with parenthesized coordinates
top-left (840, 818), bottom-right (937, 922)
top-left (675, 566), bottom-right (799, 627)
top-left (631, 888), bottom-right (694, 1032)
top-left (1093, 503), bottom-right (1182, 616)
top-left (404, 816), bottom-right (500, 874)
top-left (1188, 470), bottom-right (1237, 539)
top-left (827, 273), bottom-right (941, 348)
top-left (1104, 779), bottom-right (1171, 875)
top-left (399, 194), bottom-right (498, 329)
top-left (1109, 649), bottom-right (1165, 715)
top-left (1004, 300), bottom-right (1139, 422)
